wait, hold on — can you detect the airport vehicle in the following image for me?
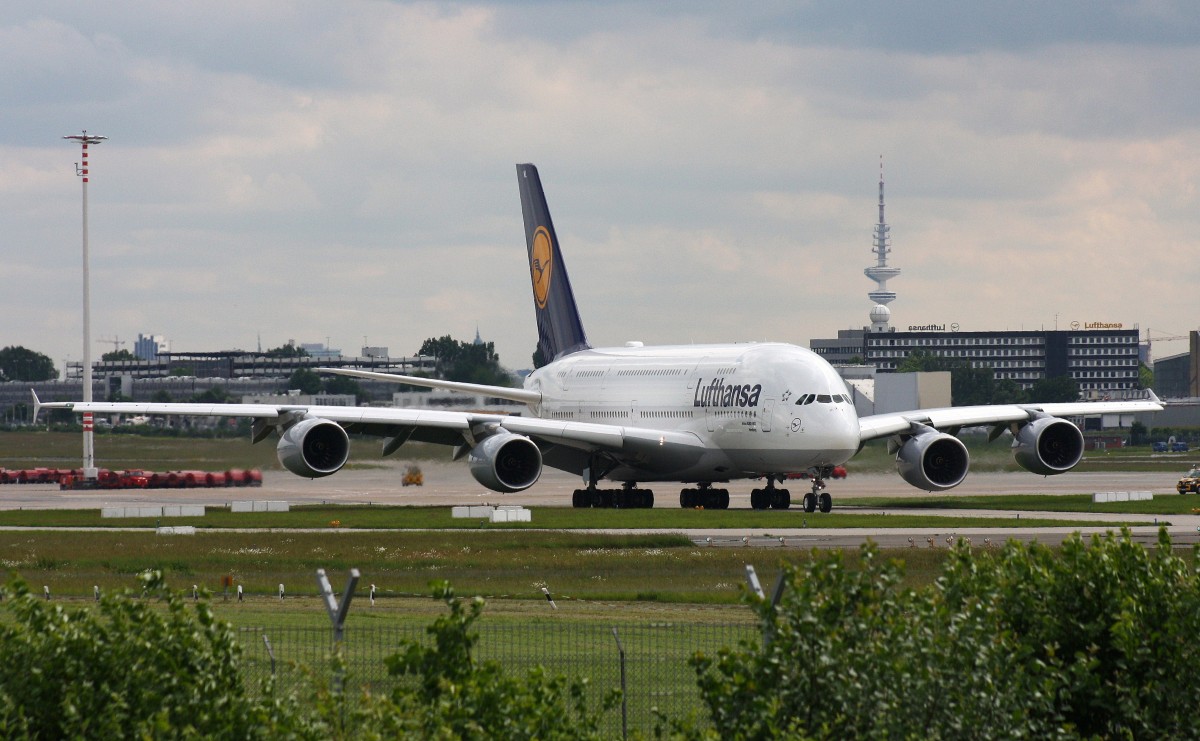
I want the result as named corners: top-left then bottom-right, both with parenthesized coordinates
top-left (1178, 467), bottom-right (1200, 495)
top-left (34, 165), bottom-right (1163, 512)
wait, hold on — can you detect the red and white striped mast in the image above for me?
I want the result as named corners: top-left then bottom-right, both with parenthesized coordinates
top-left (63, 130), bottom-right (107, 481)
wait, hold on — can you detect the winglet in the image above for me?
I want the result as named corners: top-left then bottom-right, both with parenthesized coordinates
top-left (1147, 388), bottom-right (1162, 405)
top-left (30, 389), bottom-right (41, 422)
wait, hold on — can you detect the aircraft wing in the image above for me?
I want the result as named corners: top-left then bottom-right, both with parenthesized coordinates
top-left (857, 397), bottom-right (1164, 442)
top-left (31, 391), bottom-right (707, 461)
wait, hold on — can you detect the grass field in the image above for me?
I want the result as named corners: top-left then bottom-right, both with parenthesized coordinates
top-left (0, 529), bottom-right (971, 605)
top-left (853, 492), bottom-right (1200, 515)
top-left (0, 502), bottom-right (1133, 530)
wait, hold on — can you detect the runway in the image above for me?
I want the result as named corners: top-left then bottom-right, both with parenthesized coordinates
top-left (1, 462), bottom-right (1192, 548)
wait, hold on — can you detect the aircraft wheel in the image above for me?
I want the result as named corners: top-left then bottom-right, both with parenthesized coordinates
top-left (641, 490), bottom-right (654, 508)
top-left (718, 490), bottom-right (730, 509)
top-left (750, 489), bottom-right (765, 509)
top-left (679, 490), bottom-right (691, 508)
top-left (818, 492), bottom-right (832, 513)
top-left (571, 490), bottom-right (585, 508)
top-left (803, 492), bottom-right (817, 513)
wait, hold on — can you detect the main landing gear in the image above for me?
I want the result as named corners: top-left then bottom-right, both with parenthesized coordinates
top-left (680, 483), bottom-right (730, 509)
top-left (571, 481), bottom-right (654, 509)
top-left (750, 477), bottom-right (791, 510)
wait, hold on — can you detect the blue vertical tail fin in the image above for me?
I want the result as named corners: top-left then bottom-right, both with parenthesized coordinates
top-left (517, 164), bottom-right (590, 363)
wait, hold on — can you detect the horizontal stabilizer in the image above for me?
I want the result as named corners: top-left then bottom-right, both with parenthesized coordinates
top-left (318, 367), bottom-right (541, 405)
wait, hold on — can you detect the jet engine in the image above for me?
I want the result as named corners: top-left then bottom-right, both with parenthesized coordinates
top-left (895, 427), bottom-right (970, 491)
top-left (468, 431), bottom-right (543, 493)
top-left (1012, 415), bottom-right (1084, 475)
top-left (277, 418), bottom-right (350, 478)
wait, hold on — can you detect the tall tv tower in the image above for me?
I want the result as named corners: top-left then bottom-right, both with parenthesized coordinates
top-left (864, 156), bottom-right (900, 331)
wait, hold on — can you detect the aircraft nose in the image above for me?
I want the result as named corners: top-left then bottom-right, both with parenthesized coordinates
top-left (837, 407), bottom-right (861, 452)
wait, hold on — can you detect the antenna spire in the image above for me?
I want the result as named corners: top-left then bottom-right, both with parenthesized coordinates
top-left (864, 156), bottom-right (900, 331)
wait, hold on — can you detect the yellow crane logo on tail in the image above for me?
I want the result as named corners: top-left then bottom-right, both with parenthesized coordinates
top-left (531, 226), bottom-right (554, 308)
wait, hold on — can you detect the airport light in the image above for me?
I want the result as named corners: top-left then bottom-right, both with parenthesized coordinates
top-left (62, 131), bottom-right (107, 481)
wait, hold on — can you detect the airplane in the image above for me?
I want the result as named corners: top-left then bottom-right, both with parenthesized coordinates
top-left (34, 164), bottom-right (1163, 512)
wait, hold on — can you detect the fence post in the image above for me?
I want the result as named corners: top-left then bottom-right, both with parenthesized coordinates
top-left (611, 627), bottom-right (628, 741)
top-left (262, 634), bottom-right (276, 676)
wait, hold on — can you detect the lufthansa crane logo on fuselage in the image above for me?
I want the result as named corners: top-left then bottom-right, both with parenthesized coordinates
top-left (531, 226), bottom-right (554, 309)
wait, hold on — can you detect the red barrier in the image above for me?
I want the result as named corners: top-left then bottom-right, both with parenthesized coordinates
top-left (8, 467), bottom-right (261, 490)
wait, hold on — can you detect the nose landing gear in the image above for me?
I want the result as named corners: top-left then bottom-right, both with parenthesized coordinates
top-left (800, 467), bottom-right (834, 513)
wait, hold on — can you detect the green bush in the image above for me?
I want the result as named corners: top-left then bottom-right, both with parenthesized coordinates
top-left (377, 582), bottom-right (619, 740)
top-left (0, 575), bottom-right (617, 739)
top-left (0, 571), bottom-right (305, 739)
top-left (688, 529), bottom-right (1200, 739)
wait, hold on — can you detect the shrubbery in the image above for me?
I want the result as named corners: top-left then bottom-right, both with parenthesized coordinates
top-left (0, 575), bottom-right (615, 740)
top-left (5, 530), bottom-right (1200, 738)
top-left (686, 529), bottom-right (1200, 739)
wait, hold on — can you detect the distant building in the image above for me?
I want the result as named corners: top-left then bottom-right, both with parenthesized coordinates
top-left (1152, 331), bottom-right (1200, 399)
top-left (134, 333), bottom-right (170, 361)
top-left (811, 327), bottom-right (1143, 395)
top-left (300, 343), bottom-right (341, 359)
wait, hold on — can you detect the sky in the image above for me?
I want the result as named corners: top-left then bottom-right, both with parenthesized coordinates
top-left (3, 1), bottom-right (1198, 377)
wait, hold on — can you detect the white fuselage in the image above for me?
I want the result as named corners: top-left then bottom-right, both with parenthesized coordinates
top-left (524, 342), bottom-right (862, 482)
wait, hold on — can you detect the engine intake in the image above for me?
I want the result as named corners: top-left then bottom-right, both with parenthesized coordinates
top-left (277, 418), bottom-right (350, 478)
top-left (1013, 416), bottom-right (1083, 475)
top-left (895, 428), bottom-right (970, 491)
top-left (468, 431), bottom-right (542, 493)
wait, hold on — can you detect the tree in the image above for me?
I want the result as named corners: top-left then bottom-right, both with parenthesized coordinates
top-left (101, 349), bottom-right (136, 362)
top-left (0, 346), bottom-right (56, 382)
top-left (894, 351), bottom-right (1000, 406)
top-left (288, 368), bottom-right (322, 395)
top-left (419, 335), bottom-right (513, 387)
top-left (0, 572), bottom-right (307, 739)
top-left (1139, 362), bottom-right (1154, 390)
top-left (381, 583), bottom-right (618, 739)
top-left (264, 341), bottom-right (309, 358)
top-left (322, 373), bottom-right (363, 400)
top-left (1028, 374), bottom-right (1079, 403)
top-left (687, 530), bottom-right (1200, 739)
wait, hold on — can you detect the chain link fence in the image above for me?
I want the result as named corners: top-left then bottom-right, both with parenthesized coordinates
top-left (239, 621), bottom-right (756, 736)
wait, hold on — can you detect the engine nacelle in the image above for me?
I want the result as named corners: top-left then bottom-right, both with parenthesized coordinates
top-left (895, 428), bottom-right (970, 491)
top-left (468, 431), bottom-right (542, 493)
top-left (276, 418), bottom-right (350, 478)
top-left (1012, 416), bottom-right (1084, 475)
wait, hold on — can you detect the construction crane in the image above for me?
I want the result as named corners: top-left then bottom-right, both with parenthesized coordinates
top-left (1144, 329), bottom-right (1191, 359)
top-left (98, 336), bottom-right (126, 355)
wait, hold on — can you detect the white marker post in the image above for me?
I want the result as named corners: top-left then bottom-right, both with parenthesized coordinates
top-left (279, 583), bottom-right (285, 601)
top-left (541, 586), bottom-right (557, 610)
top-left (316, 568), bottom-right (360, 697)
top-left (316, 568), bottom-right (360, 644)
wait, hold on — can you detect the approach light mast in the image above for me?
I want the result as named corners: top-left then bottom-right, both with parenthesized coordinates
top-left (63, 130), bottom-right (107, 480)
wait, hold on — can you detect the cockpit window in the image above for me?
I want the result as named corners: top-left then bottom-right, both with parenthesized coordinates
top-left (817, 394), bottom-right (832, 403)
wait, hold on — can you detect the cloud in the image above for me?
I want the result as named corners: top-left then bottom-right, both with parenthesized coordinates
top-left (1, 0), bottom-right (1197, 373)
